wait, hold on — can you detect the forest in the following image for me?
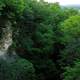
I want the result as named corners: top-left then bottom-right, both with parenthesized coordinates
top-left (0, 0), bottom-right (80, 80)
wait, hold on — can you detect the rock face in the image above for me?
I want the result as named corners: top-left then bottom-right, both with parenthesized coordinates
top-left (0, 20), bottom-right (17, 61)
top-left (0, 21), bottom-right (12, 51)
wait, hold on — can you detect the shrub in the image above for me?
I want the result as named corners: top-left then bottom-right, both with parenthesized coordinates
top-left (63, 61), bottom-right (80, 80)
top-left (30, 59), bottom-right (58, 80)
top-left (0, 58), bottom-right (36, 80)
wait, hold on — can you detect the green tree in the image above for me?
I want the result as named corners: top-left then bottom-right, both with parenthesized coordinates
top-left (60, 15), bottom-right (80, 66)
top-left (62, 8), bottom-right (78, 20)
top-left (63, 61), bottom-right (80, 80)
top-left (13, 1), bottom-right (61, 80)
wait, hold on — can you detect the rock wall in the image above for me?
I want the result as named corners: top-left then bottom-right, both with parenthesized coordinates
top-left (0, 20), bottom-right (13, 60)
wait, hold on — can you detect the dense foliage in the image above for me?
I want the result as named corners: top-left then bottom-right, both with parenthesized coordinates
top-left (60, 15), bottom-right (80, 66)
top-left (0, 0), bottom-right (80, 80)
top-left (63, 61), bottom-right (80, 80)
top-left (0, 58), bottom-right (36, 80)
